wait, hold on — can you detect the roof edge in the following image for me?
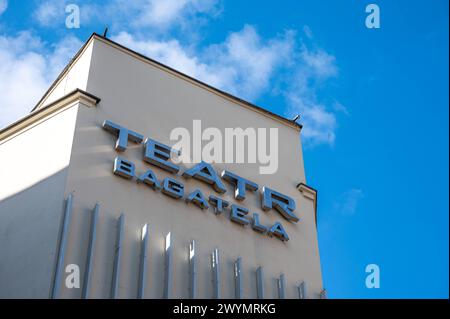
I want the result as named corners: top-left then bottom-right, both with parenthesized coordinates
top-left (2, 89), bottom-right (100, 143)
top-left (32, 32), bottom-right (302, 131)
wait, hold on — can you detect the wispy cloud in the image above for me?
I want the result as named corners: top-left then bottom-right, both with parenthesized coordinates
top-left (131, 0), bottom-right (221, 29)
top-left (332, 100), bottom-right (349, 116)
top-left (34, 0), bottom-right (65, 26)
top-left (301, 47), bottom-right (338, 79)
top-left (0, 32), bottom-right (82, 128)
top-left (34, 0), bottom-right (221, 33)
top-left (284, 45), bottom-right (339, 146)
top-left (303, 25), bottom-right (313, 39)
top-left (0, 0), bottom-right (7, 16)
top-left (113, 25), bottom-right (295, 101)
top-left (333, 189), bottom-right (364, 215)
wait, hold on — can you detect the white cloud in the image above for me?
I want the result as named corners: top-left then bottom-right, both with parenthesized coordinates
top-left (303, 25), bottom-right (313, 39)
top-left (122, 0), bottom-right (221, 29)
top-left (0, 32), bottom-right (82, 128)
top-left (333, 100), bottom-right (349, 115)
top-left (34, 1), bottom-right (65, 26)
top-left (301, 47), bottom-right (338, 79)
top-left (206, 25), bottom-right (295, 99)
top-left (287, 97), bottom-right (337, 145)
top-left (34, 0), bottom-right (221, 31)
top-left (0, 0), bottom-right (7, 16)
top-left (135, 0), bottom-right (191, 27)
top-left (285, 46), bottom-right (339, 146)
top-left (334, 189), bottom-right (364, 215)
top-left (113, 25), bottom-right (294, 100)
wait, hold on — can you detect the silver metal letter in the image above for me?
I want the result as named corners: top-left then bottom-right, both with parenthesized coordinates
top-left (113, 156), bottom-right (135, 179)
top-left (161, 177), bottom-right (184, 199)
top-left (82, 203), bottom-right (99, 299)
top-left (163, 232), bottom-right (173, 299)
top-left (261, 186), bottom-right (298, 222)
top-left (208, 195), bottom-right (229, 215)
top-left (137, 169), bottom-right (161, 189)
top-left (211, 248), bottom-right (220, 299)
top-left (251, 213), bottom-right (268, 233)
top-left (186, 189), bottom-right (209, 209)
top-left (51, 193), bottom-right (73, 299)
top-left (269, 222), bottom-right (289, 242)
top-left (102, 120), bottom-right (144, 152)
top-left (111, 213), bottom-right (125, 299)
top-left (221, 170), bottom-right (258, 201)
top-left (138, 223), bottom-right (149, 299)
top-left (144, 138), bottom-right (180, 174)
top-left (183, 161), bottom-right (227, 194)
top-left (230, 204), bottom-right (250, 225)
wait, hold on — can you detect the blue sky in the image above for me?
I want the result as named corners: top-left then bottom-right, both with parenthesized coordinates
top-left (0, 0), bottom-right (448, 298)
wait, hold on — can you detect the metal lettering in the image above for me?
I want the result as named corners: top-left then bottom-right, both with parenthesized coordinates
top-left (144, 138), bottom-right (180, 174)
top-left (261, 186), bottom-right (298, 222)
top-left (208, 195), bottom-right (229, 215)
top-left (103, 120), bottom-right (143, 152)
top-left (161, 178), bottom-right (184, 199)
top-left (186, 189), bottom-right (209, 209)
top-left (221, 170), bottom-right (258, 201)
top-left (182, 161), bottom-right (226, 194)
top-left (230, 204), bottom-right (250, 225)
top-left (113, 156), bottom-right (135, 179)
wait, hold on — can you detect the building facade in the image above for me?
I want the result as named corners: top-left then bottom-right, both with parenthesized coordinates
top-left (0, 34), bottom-right (322, 299)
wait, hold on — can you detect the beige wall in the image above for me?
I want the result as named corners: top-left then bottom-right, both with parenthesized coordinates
top-left (0, 104), bottom-right (79, 298)
top-left (57, 38), bottom-right (322, 298)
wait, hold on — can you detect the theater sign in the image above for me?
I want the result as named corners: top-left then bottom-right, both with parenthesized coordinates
top-left (103, 120), bottom-right (298, 242)
top-left (0, 33), bottom-right (323, 299)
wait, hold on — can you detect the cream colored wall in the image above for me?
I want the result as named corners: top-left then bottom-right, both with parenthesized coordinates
top-left (57, 38), bottom-right (322, 299)
top-left (38, 42), bottom-right (94, 108)
top-left (0, 104), bottom-right (80, 298)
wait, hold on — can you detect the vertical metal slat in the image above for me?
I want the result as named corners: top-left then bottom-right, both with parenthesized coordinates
top-left (51, 193), bottom-right (73, 299)
top-left (298, 281), bottom-right (306, 299)
top-left (256, 266), bottom-right (264, 299)
top-left (211, 248), bottom-right (220, 299)
top-left (189, 240), bottom-right (197, 299)
top-left (278, 273), bottom-right (286, 299)
top-left (163, 232), bottom-right (173, 298)
top-left (137, 223), bottom-right (149, 299)
top-left (82, 203), bottom-right (99, 299)
top-left (110, 213), bottom-right (124, 299)
top-left (234, 257), bottom-right (243, 299)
